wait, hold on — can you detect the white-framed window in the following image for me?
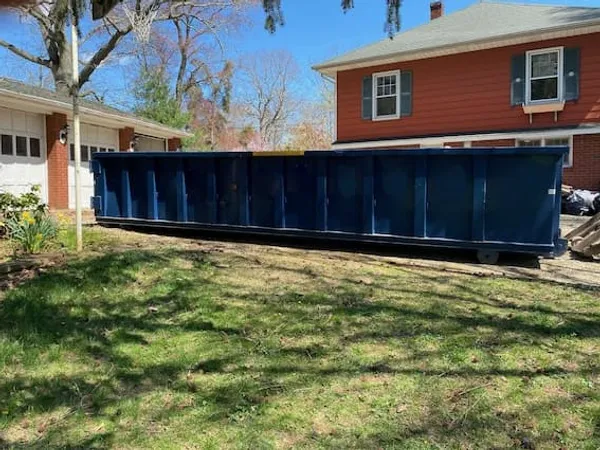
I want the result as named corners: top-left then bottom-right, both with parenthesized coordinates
top-left (517, 136), bottom-right (572, 168)
top-left (526, 47), bottom-right (563, 104)
top-left (373, 70), bottom-right (400, 120)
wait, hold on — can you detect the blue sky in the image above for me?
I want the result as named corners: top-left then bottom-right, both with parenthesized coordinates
top-left (1, 0), bottom-right (599, 109)
top-left (230, 0), bottom-right (600, 89)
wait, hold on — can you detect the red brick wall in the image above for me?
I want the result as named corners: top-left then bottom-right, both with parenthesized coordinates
top-left (119, 127), bottom-right (135, 151)
top-left (168, 137), bottom-right (182, 151)
top-left (471, 139), bottom-right (516, 147)
top-left (564, 134), bottom-right (600, 190)
top-left (337, 33), bottom-right (600, 143)
top-left (45, 113), bottom-right (68, 210)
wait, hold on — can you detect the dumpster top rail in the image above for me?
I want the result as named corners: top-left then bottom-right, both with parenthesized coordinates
top-left (92, 146), bottom-right (569, 159)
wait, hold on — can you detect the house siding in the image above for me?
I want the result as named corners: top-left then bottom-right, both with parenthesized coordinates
top-left (336, 33), bottom-right (600, 143)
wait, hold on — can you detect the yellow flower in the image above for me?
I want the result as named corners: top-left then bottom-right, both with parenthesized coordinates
top-left (35, 233), bottom-right (43, 241)
top-left (21, 211), bottom-right (35, 225)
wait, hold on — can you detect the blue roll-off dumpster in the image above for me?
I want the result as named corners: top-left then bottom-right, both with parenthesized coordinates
top-left (91, 147), bottom-right (568, 263)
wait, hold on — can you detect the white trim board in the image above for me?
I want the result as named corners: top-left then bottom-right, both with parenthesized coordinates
top-left (332, 126), bottom-right (600, 150)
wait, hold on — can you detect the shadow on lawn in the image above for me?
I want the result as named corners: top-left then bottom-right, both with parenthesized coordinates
top-left (0, 248), bottom-right (598, 448)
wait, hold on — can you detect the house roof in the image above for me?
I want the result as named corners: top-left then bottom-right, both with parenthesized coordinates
top-left (314, 2), bottom-right (600, 76)
top-left (0, 77), bottom-right (191, 139)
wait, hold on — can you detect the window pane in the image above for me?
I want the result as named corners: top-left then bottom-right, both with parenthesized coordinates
top-left (90, 146), bottom-right (98, 155)
top-left (30, 138), bottom-right (41, 157)
top-left (377, 86), bottom-right (384, 96)
top-left (70, 144), bottom-right (75, 161)
top-left (530, 78), bottom-right (558, 101)
top-left (108, 148), bottom-right (115, 152)
top-left (99, 147), bottom-right (106, 153)
top-left (377, 97), bottom-right (397, 117)
top-left (517, 139), bottom-right (542, 147)
top-left (546, 138), bottom-right (569, 146)
top-left (81, 145), bottom-right (89, 162)
top-left (16, 136), bottom-right (27, 156)
top-left (1, 134), bottom-right (12, 155)
top-left (531, 52), bottom-right (558, 78)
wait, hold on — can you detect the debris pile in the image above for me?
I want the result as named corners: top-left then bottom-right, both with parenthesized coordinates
top-left (561, 184), bottom-right (600, 216)
top-left (565, 212), bottom-right (600, 259)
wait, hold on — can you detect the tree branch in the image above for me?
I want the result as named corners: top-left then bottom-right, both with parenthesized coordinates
top-left (78, 27), bottom-right (131, 87)
top-left (0, 39), bottom-right (51, 67)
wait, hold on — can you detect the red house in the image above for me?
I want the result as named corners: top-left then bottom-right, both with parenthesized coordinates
top-left (314, 1), bottom-right (600, 190)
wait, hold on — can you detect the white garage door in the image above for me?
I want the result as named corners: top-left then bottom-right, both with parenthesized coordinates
top-left (137, 135), bottom-right (166, 152)
top-left (0, 107), bottom-right (47, 203)
top-left (68, 123), bottom-right (118, 209)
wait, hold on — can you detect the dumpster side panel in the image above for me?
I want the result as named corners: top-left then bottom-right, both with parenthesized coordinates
top-left (104, 158), bottom-right (125, 218)
top-left (426, 155), bottom-right (473, 241)
top-left (184, 158), bottom-right (217, 224)
top-left (485, 154), bottom-right (559, 245)
top-left (129, 159), bottom-right (150, 220)
top-left (373, 155), bottom-right (415, 236)
top-left (284, 157), bottom-right (318, 230)
top-left (216, 158), bottom-right (242, 225)
top-left (250, 158), bottom-right (284, 228)
top-left (155, 158), bottom-right (179, 222)
top-left (327, 156), bottom-right (364, 233)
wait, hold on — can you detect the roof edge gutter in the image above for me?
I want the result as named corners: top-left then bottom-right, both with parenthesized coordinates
top-left (0, 88), bottom-right (192, 139)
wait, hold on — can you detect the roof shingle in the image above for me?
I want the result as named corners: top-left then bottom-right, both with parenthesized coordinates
top-left (314, 2), bottom-right (600, 71)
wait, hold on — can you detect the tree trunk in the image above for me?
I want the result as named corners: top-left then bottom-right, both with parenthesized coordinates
top-left (51, 43), bottom-right (73, 96)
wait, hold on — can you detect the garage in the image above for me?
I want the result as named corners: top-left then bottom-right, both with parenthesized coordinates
top-left (0, 107), bottom-right (47, 202)
top-left (137, 134), bottom-right (167, 152)
top-left (68, 122), bottom-right (119, 209)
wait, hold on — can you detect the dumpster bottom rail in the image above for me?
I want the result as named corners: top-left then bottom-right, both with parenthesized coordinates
top-left (96, 216), bottom-right (566, 261)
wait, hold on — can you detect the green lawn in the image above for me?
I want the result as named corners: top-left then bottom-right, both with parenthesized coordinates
top-left (0, 230), bottom-right (599, 449)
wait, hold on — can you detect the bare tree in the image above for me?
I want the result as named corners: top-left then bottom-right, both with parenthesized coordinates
top-left (0, 0), bottom-right (252, 96)
top-left (236, 50), bottom-right (299, 150)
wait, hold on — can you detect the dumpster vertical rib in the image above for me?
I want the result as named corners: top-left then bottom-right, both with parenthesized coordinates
top-left (550, 155), bottom-right (563, 250)
top-left (316, 158), bottom-right (328, 231)
top-left (239, 157), bottom-right (250, 226)
top-left (147, 163), bottom-right (158, 220)
top-left (277, 160), bottom-right (285, 228)
top-left (96, 162), bottom-right (107, 217)
top-left (176, 158), bottom-right (188, 222)
top-left (414, 156), bottom-right (427, 238)
top-left (362, 156), bottom-right (374, 234)
top-left (472, 155), bottom-right (487, 241)
top-left (121, 166), bottom-right (132, 218)
top-left (207, 158), bottom-right (217, 224)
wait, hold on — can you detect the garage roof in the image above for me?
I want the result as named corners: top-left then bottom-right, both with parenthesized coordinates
top-left (0, 77), bottom-right (191, 139)
top-left (314, 2), bottom-right (600, 76)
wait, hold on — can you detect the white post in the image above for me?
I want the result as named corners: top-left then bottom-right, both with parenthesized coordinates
top-left (70, 6), bottom-right (83, 252)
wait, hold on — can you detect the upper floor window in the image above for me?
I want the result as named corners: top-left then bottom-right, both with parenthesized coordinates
top-left (526, 47), bottom-right (563, 104)
top-left (373, 70), bottom-right (400, 120)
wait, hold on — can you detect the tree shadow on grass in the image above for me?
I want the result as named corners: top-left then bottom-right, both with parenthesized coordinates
top-left (0, 247), bottom-right (598, 447)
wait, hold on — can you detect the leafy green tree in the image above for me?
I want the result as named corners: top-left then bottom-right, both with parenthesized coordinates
top-left (262, 0), bottom-right (402, 36)
top-left (133, 66), bottom-right (190, 129)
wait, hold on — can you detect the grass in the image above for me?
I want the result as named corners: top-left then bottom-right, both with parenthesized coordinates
top-left (0, 229), bottom-right (599, 449)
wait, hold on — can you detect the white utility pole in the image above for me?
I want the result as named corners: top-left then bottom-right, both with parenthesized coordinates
top-left (70, 2), bottom-right (83, 252)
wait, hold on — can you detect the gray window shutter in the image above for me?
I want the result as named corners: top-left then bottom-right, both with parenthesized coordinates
top-left (400, 71), bottom-right (413, 117)
top-left (510, 53), bottom-right (526, 106)
top-left (362, 76), bottom-right (373, 120)
top-left (563, 47), bottom-right (580, 102)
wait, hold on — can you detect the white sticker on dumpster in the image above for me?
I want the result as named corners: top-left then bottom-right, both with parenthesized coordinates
top-left (548, 189), bottom-right (556, 195)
